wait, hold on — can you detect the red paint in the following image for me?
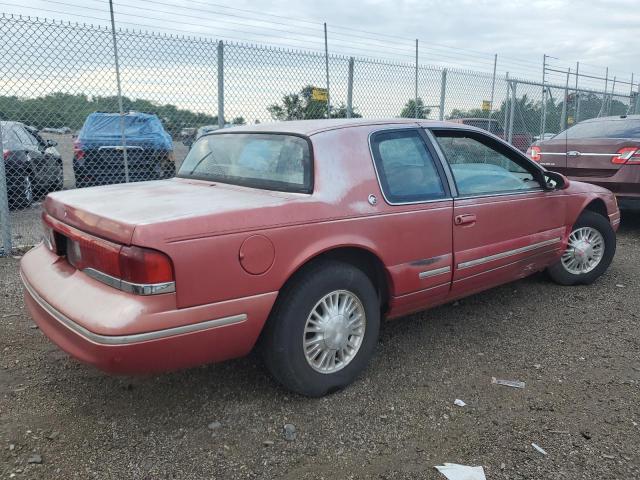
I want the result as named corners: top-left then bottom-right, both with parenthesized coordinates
top-left (21, 119), bottom-right (619, 375)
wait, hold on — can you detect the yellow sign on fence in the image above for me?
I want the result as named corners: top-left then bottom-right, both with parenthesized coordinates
top-left (312, 87), bottom-right (328, 101)
top-left (482, 100), bottom-right (491, 112)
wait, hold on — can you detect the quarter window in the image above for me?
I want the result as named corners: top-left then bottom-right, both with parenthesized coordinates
top-left (370, 129), bottom-right (446, 203)
top-left (434, 131), bottom-right (541, 196)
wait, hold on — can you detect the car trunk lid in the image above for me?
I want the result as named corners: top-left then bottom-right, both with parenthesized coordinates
top-left (535, 132), bottom-right (567, 169)
top-left (565, 138), bottom-right (640, 177)
top-left (43, 178), bottom-right (294, 245)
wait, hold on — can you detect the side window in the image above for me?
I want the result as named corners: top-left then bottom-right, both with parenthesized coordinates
top-left (434, 131), bottom-right (541, 196)
top-left (14, 127), bottom-right (37, 148)
top-left (370, 129), bottom-right (446, 203)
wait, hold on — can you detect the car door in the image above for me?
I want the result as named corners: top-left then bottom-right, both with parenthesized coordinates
top-left (427, 128), bottom-right (567, 298)
top-left (369, 128), bottom-right (454, 317)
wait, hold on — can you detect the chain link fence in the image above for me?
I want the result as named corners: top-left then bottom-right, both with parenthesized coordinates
top-left (0, 13), bottom-right (638, 253)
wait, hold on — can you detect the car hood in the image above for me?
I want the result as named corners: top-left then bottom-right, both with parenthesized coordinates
top-left (44, 178), bottom-right (306, 245)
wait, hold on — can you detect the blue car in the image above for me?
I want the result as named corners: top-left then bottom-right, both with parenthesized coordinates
top-left (73, 112), bottom-right (175, 188)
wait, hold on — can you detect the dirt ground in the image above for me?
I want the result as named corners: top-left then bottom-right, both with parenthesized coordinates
top-left (1, 214), bottom-right (640, 479)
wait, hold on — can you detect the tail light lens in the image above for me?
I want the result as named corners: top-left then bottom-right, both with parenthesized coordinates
top-left (3, 150), bottom-right (11, 160)
top-left (527, 146), bottom-right (541, 162)
top-left (73, 140), bottom-right (84, 162)
top-left (612, 147), bottom-right (640, 165)
top-left (43, 214), bottom-right (174, 295)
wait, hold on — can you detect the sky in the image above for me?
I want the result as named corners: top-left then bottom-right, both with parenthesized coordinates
top-left (2, 0), bottom-right (638, 88)
top-left (1, 0), bottom-right (638, 122)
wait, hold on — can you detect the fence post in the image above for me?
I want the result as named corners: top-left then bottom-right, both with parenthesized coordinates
top-left (560, 68), bottom-right (570, 131)
top-left (608, 76), bottom-right (616, 116)
top-left (575, 61), bottom-right (581, 123)
top-left (635, 84), bottom-right (640, 114)
top-left (487, 53), bottom-right (497, 130)
top-left (108, 0), bottom-right (129, 183)
top-left (324, 23), bottom-right (331, 118)
top-left (508, 80), bottom-right (516, 144)
top-left (540, 54), bottom-right (547, 136)
top-left (598, 67), bottom-right (608, 117)
top-left (503, 72), bottom-right (510, 134)
top-left (217, 41), bottom-right (224, 128)
top-left (629, 73), bottom-right (635, 114)
top-left (439, 68), bottom-right (447, 121)
top-left (346, 57), bottom-right (354, 119)
top-left (0, 122), bottom-right (11, 256)
top-left (414, 39), bottom-right (419, 118)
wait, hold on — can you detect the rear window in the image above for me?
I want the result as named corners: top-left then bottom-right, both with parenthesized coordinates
top-left (566, 118), bottom-right (640, 139)
top-left (178, 133), bottom-right (312, 193)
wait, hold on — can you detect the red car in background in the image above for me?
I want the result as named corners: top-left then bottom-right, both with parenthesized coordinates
top-left (21, 119), bottom-right (619, 397)
top-left (528, 115), bottom-right (640, 209)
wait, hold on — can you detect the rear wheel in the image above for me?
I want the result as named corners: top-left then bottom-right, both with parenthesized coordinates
top-left (548, 210), bottom-right (615, 285)
top-left (262, 261), bottom-right (380, 397)
top-left (10, 173), bottom-right (33, 209)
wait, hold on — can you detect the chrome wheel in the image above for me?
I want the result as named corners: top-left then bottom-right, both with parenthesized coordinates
top-left (303, 289), bottom-right (366, 374)
top-left (24, 175), bottom-right (33, 204)
top-left (561, 226), bottom-right (605, 275)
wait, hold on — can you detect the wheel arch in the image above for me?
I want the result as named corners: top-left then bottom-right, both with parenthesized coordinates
top-left (277, 244), bottom-right (393, 314)
top-left (582, 198), bottom-right (608, 219)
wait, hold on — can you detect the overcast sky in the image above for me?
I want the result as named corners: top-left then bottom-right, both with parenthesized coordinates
top-left (4, 0), bottom-right (637, 88)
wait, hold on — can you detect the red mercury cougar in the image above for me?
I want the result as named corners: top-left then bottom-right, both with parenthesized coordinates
top-left (21, 119), bottom-right (620, 396)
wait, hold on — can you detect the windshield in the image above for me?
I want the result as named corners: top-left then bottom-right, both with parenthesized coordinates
top-left (178, 133), bottom-right (312, 193)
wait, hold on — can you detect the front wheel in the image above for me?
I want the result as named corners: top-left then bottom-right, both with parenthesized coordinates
top-left (261, 261), bottom-right (380, 397)
top-left (547, 210), bottom-right (616, 286)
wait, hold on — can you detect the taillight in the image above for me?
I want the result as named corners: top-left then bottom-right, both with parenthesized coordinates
top-left (3, 150), bottom-right (11, 160)
top-left (527, 146), bottom-right (541, 162)
top-left (119, 246), bottom-right (174, 285)
top-left (44, 214), bottom-right (174, 295)
top-left (73, 140), bottom-right (84, 161)
top-left (42, 223), bottom-right (57, 252)
top-left (612, 147), bottom-right (640, 165)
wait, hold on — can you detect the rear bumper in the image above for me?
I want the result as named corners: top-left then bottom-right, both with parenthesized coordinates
top-left (565, 166), bottom-right (640, 199)
top-left (21, 244), bottom-right (277, 374)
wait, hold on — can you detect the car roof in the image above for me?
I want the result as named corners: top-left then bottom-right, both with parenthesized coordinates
top-left (207, 118), bottom-right (475, 136)
top-left (580, 114), bottom-right (640, 124)
top-left (0, 121), bottom-right (23, 128)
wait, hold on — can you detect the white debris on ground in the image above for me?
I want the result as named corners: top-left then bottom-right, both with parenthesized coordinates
top-left (434, 463), bottom-right (486, 480)
top-left (491, 377), bottom-right (525, 389)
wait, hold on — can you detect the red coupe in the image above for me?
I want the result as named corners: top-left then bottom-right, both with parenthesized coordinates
top-left (21, 119), bottom-right (620, 396)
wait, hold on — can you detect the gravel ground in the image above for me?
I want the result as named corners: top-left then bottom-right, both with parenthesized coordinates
top-left (1, 214), bottom-right (640, 479)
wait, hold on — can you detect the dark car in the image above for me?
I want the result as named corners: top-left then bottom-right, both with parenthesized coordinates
top-left (1, 121), bottom-right (64, 208)
top-left (73, 112), bottom-right (175, 188)
top-left (528, 115), bottom-right (640, 208)
top-left (449, 118), bottom-right (533, 153)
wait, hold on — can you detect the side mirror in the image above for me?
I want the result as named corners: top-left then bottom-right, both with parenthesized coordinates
top-left (45, 139), bottom-right (58, 147)
top-left (544, 170), bottom-right (570, 190)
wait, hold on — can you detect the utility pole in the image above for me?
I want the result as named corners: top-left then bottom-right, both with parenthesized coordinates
top-left (108, 0), bottom-right (129, 183)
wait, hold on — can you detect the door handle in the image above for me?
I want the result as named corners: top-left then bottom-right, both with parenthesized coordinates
top-left (454, 213), bottom-right (477, 226)
top-left (567, 150), bottom-right (581, 157)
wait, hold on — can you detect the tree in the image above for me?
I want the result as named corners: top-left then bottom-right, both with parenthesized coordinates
top-left (400, 98), bottom-right (430, 119)
top-left (0, 92), bottom-right (222, 136)
top-left (267, 85), bottom-right (361, 120)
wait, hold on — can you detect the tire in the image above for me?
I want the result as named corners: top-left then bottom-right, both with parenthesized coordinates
top-left (547, 210), bottom-right (616, 286)
top-left (11, 173), bottom-right (33, 209)
top-left (261, 260), bottom-right (380, 397)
